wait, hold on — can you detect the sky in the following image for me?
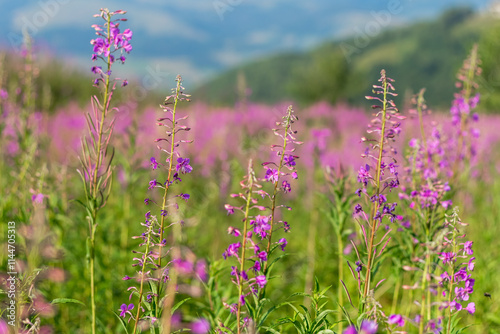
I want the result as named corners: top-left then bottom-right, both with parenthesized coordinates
top-left (0, 0), bottom-right (493, 88)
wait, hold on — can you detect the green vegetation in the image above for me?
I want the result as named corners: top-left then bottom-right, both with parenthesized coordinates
top-left (196, 7), bottom-right (499, 111)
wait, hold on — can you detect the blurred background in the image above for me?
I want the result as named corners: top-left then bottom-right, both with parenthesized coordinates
top-left (2, 1), bottom-right (500, 333)
top-left (2, 0), bottom-right (500, 110)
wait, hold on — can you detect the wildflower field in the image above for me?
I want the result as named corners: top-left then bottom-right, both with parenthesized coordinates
top-left (2, 7), bottom-right (500, 334)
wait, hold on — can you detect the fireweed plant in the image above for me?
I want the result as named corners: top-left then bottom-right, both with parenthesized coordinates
top-left (350, 70), bottom-right (405, 323)
top-left (122, 75), bottom-right (193, 334)
top-left (77, 8), bottom-right (132, 334)
top-left (439, 208), bottom-right (476, 334)
top-left (396, 90), bottom-right (454, 333)
top-left (322, 166), bottom-right (357, 333)
top-left (221, 106), bottom-right (300, 333)
top-left (449, 44), bottom-right (481, 180)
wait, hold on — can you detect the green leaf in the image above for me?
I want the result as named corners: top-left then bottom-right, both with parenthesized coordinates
top-left (51, 298), bottom-right (86, 306)
top-left (113, 311), bottom-right (130, 333)
top-left (172, 297), bottom-right (191, 313)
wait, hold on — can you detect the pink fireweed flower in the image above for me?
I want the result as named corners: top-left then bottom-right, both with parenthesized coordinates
top-left (354, 70), bottom-right (405, 307)
top-left (255, 275), bottom-right (267, 289)
top-left (465, 302), bottom-right (475, 314)
top-left (264, 168), bottom-right (279, 182)
top-left (191, 318), bottom-right (210, 334)
top-left (119, 303), bottom-right (134, 318)
top-left (176, 157), bottom-right (193, 174)
top-left (123, 76), bottom-right (193, 330)
top-left (343, 320), bottom-right (378, 334)
top-left (463, 241), bottom-right (473, 255)
top-left (388, 314), bottom-right (405, 327)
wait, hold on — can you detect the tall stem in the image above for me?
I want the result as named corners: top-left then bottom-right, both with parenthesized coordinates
top-left (133, 226), bottom-right (153, 334)
top-left (263, 109), bottom-right (292, 273)
top-left (89, 15), bottom-right (112, 334)
top-left (155, 79), bottom-right (181, 320)
top-left (453, 45), bottom-right (477, 178)
top-left (363, 77), bottom-right (388, 302)
top-left (337, 230), bottom-right (344, 333)
top-left (237, 160), bottom-right (255, 334)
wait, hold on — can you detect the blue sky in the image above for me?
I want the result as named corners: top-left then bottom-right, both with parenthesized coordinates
top-left (0, 0), bottom-right (492, 87)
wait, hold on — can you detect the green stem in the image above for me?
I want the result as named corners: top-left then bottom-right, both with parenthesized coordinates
top-left (418, 251), bottom-right (430, 334)
top-left (390, 276), bottom-right (400, 316)
top-left (237, 160), bottom-right (255, 334)
top-left (89, 12), bottom-right (113, 334)
top-left (337, 230), bottom-right (344, 333)
top-left (363, 75), bottom-right (388, 303)
top-left (90, 213), bottom-right (97, 334)
top-left (133, 224), bottom-right (153, 334)
top-left (155, 78), bottom-right (181, 319)
top-left (263, 107), bottom-right (293, 274)
top-left (162, 222), bottom-right (182, 333)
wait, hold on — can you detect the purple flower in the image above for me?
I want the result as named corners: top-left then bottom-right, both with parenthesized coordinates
top-left (225, 204), bottom-right (235, 215)
top-left (257, 251), bottom-right (267, 262)
top-left (191, 318), bottom-right (210, 334)
top-left (31, 193), bottom-right (45, 204)
top-left (282, 180), bottom-right (291, 193)
top-left (283, 154), bottom-right (296, 167)
top-left (195, 260), bottom-right (208, 282)
top-left (343, 325), bottom-right (358, 334)
top-left (255, 275), bottom-right (267, 289)
top-left (467, 257), bottom-right (475, 271)
top-left (251, 215), bottom-right (271, 239)
top-left (388, 314), bottom-right (405, 327)
top-left (357, 164), bottom-right (371, 186)
top-left (148, 179), bottom-right (157, 190)
top-left (355, 261), bottom-right (362, 273)
top-left (439, 252), bottom-right (456, 265)
top-left (450, 300), bottom-right (462, 311)
top-left (119, 303), bottom-right (134, 317)
top-left (463, 241), bottom-right (473, 255)
top-left (150, 157), bottom-right (159, 169)
top-left (265, 168), bottom-right (279, 183)
top-left (279, 238), bottom-right (287, 251)
top-left (223, 242), bottom-right (241, 259)
top-left (176, 157), bottom-right (193, 174)
top-left (179, 193), bottom-right (190, 201)
top-left (91, 66), bottom-right (102, 74)
top-left (253, 261), bottom-right (261, 272)
top-left (0, 89), bottom-right (8, 99)
top-left (360, 320), bottom-right (378, 333)
top-left (465, 302), bottom-right (475, 314)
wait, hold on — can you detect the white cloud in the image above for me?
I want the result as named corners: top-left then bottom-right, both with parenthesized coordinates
top-left (11, 0), bottom-right (208, 41)
top-left (131, 57), bottom-right (213, 86)
top-left (246, 30), bottom-right (276, 45)
top-left (211, 48), bottom-right (247, 67)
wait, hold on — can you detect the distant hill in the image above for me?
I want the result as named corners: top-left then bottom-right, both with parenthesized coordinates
top-left (194, 7), bottom-right (498, 110)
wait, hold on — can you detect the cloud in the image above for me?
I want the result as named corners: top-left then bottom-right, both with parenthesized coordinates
top-left (246, 30), bottom-right (276, 46)
top-left (10, 0), bottom-right (208, 42)
top-left (130, 57), bottom-right (214, 86)
top-left (211, 48), bottom-right (248, 67)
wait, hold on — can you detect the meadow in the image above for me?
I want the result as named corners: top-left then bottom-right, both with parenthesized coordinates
top-left (1, 8), bottom-right (500, 334)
